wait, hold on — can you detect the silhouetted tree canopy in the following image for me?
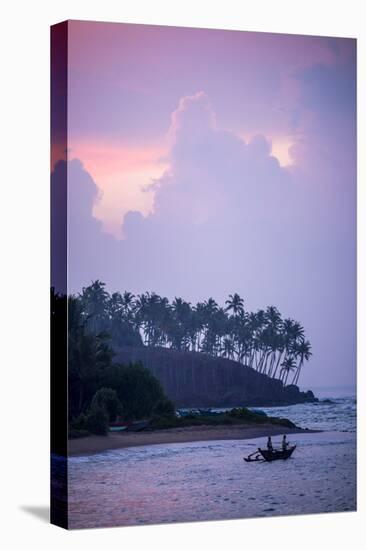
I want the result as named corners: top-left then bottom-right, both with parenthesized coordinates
top-left (59, 281), bottom-right (313, 433)
top-left (74, 280), bottom-right (312, 387)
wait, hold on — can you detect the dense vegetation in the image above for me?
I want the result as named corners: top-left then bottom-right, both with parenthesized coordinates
top-left (52, 280), bottom-right (313, 439)
top-left (76, 280), bottom-right (312, 386)
top-left (51, 290), bottom-right (174, 437)
top-left (150, 407), bottom-right (297, 430)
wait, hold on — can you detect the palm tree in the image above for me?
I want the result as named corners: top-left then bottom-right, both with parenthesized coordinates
top-left (79, 279), bottom-right (109, 333)
top-left (194, 302), bottom-right (207, 351)
top-left (121, 291), bottom-right (135, 319)
top-left (135, 292), bottom-right (163, 346)
top-left (280, 356), bottom-right (297, 385)
top-left (107, 291), bottom-right (124, 343)
top-left (199, 298), bottom-right (219, 355)
top-left (234, 313), bottom-right (252, 364)
top-left (220, 336), bottom-right (236, 360)
top-left (292, 340), bottom-right (312, 385)
top-left (292, 321), bottom-right (305, 343)
top-left (68, 296), bottom-right (113, 416)
top-left (211, 307), bottom-right (229, 356)
top-left (144, 293), bottom-right (169, 347)
top-left (225, 293), bottom-right (244, 316)
top-left (203, 298), bottom-right (219, 316)
top-left (250, 309), bottom-right (267, 371)
top-left (265, 305), bottom-right (282, 328)
top-left (73, 282), bottom-right (312, 386)
top-left (169, 297), bottom-right (192, 351)
top-left (263, 306), bottom-right (283, 377)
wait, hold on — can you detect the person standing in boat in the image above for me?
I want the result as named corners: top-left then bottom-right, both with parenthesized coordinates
top-left (267, 436), bottom-right (273, 452)
top-left (282, 435), bottom-right (288, 451)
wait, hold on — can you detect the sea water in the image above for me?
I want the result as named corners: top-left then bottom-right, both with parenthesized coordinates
top-left (67, 389), bottom-right (356, 529)
top-left (249, 395), bottom-right (356, 434)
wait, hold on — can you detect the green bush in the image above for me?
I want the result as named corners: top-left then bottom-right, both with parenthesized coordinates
top-left (102, 362), bottom-right (168, 420)
top-left (90, 387), bottom-right (123, 422)
top-left (86, 403), bottom-right (109, 435)
top-left (152, 398), bottom-right (175, 417)
top-left (149, 409), bottom-right (297, 430)
top-left (228, 407), bottom-right (254, 419)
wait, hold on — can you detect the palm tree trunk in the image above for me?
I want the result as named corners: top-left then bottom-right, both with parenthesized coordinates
top-left (293, 360), bottom-right (303, 385)
top-left (268, 353), bottom-right (276, 377)
top-left (262, 351), bottom-right (271, 375)
top-left (272, 350), bottom-right (284, 379)
top-left (258, 349), bottom-right (268, 373)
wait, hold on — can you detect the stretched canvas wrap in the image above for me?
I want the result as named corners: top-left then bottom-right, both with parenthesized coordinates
top-left (51, 20), bottom-right (357, 529)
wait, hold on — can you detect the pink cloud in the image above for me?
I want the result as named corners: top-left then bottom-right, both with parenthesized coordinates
top-left (69, 139), bottom-right (168, 237)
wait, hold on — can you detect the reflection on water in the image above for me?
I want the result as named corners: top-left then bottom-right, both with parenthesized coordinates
top-left (68, 431), bottom-right (356, 529)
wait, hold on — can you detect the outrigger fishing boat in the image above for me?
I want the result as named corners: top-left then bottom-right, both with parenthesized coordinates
top-left (244, 445), bottom-right (296, 463)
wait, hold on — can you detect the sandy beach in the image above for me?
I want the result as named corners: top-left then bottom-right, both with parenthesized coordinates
top-left (68, 423), bottom-right (316, 456)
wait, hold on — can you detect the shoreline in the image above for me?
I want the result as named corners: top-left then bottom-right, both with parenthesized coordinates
top-left (68, 423), bottom-right (318, 457)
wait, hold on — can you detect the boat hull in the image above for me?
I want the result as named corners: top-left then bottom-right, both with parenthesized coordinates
top-left (258, 445), bottom-right (296, 462)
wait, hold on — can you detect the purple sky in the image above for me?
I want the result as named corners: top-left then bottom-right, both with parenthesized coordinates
top-left (55, 20), bottom-right (356, 388)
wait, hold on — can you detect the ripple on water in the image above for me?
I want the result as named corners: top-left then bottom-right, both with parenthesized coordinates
top-left (68, 432), bottom-right (356, 528)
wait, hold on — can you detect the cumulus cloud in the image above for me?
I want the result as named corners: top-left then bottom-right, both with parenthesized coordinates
top-left (52, 158), bottom-right (121, 291)
top-left (114, 93), bottom-right (301, 298)
top-left (288, 61), bottom-right (356, 193)
top-left (144, 92), bottom-right (292, 229)
top-left (58, 91), bottom-right (355, 386)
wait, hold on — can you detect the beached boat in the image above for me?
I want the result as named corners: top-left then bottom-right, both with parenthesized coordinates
top-left (109, 420), bottom-right (129, 432)
top-left (244, 445), bottom-right (296, 462)
top-left (109, 426), bottom-right (128, 432)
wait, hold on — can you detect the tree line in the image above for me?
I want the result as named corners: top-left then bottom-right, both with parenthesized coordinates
top-left (52, 289), bottom-right (174, 436)
top-left (76, 280), bottom-right (312, 387)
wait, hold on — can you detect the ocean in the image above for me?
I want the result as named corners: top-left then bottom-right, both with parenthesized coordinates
top-left (248, 386), bottom-right (356, 433)
top-left (67, 387), bottom-right (356, 528)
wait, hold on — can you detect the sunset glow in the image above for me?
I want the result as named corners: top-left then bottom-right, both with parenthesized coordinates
top-left (56, 20), bottom-right (356, 388)
top-left (69, 140), bottom-right (168, 236)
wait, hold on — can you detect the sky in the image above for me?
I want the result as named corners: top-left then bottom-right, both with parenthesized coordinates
top-left (52, 20), bottom-right (356, 388)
